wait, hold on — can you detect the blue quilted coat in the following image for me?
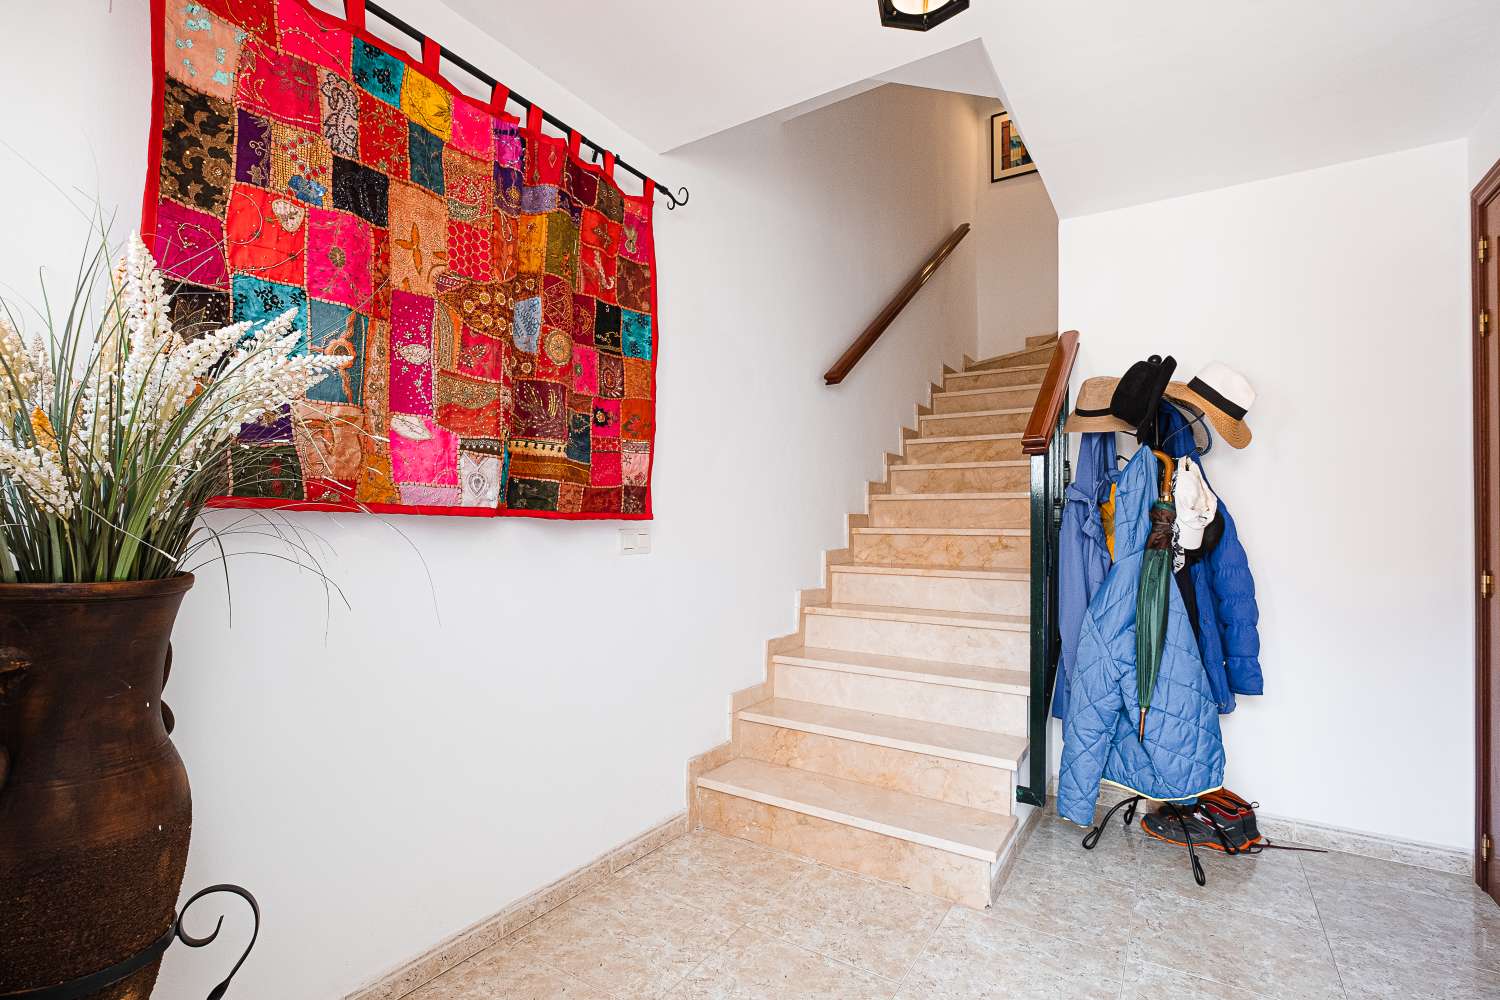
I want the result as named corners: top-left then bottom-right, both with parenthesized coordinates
top-left (1057, 445), bottom-right (1226, 826)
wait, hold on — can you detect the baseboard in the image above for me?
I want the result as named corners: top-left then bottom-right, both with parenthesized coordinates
top-left (1048, 780), bottom-right (1472, 878)
top-left (343, 812), bottom-right (689, 1000)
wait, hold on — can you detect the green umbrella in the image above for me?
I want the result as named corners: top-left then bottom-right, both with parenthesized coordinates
top-left (1136, 493), bottom-right (1177, 741)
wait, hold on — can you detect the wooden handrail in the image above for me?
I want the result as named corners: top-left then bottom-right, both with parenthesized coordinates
top-left (823, 223), bottom-right (972, 385)
top-left (1021, 330), bottom-right (1081, 455)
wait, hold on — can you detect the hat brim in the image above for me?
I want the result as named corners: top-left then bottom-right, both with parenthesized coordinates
top-left (1066, 376), bottom-right (1137, 434)
top-left (1164, 381), bottom-right (1252, 449)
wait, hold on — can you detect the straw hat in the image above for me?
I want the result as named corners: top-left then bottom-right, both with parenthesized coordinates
top-left (1164, 362), bottom-right (1255, 449)
top-left (1064, 376), bottom-right (1135, 434)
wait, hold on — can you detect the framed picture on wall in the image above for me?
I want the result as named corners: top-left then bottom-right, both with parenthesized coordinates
top-left (991, 109), bottom-right (1037, 182)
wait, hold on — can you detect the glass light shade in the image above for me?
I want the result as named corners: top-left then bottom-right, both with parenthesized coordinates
top-left (890, 0), bottom-right (954, 13)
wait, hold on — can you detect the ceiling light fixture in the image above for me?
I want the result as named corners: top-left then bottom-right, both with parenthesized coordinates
top-left (878, 0), bottom-right (970, 31)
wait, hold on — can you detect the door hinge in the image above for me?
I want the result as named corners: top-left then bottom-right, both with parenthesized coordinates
top-left (1483, 311), bottom-right (1491, 338)
top-left (1482, 572), bottom-right (1494, 599)
top-left (1481, 237), bottom-right (1490, 265)
top-left (1485, 833), bottom-right (1492, 863)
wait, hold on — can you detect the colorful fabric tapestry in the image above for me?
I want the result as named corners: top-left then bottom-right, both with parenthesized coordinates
top-left (143, 0), bottom-right (659, 518)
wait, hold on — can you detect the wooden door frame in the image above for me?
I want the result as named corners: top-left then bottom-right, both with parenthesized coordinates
top-left (1473, 158), bottom-right (1500, 895)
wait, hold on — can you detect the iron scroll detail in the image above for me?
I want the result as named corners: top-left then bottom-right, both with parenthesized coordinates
top-left (0, 884), bottom-right (260, 1000)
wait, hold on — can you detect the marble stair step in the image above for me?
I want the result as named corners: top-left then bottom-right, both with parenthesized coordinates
top-left (945, 364), bottom-right (1049, 392)
top-left (918, 407), bottom-right (1031, 438)
top-left (1025, 332), bottom-right (1060, 348)
top-left (849, 526), bottom-right (1029, 570)
top-left (739, 698), bottom-right (1027, 771)
top-left (801, 603), bottom-right (1029, 670)
top-left (829, 563), bottom-right (1029, 615)
top-left (902, 433), bottom-right (1026, 464)
top-left (773, 645), bottom-right (1029, 693)
top-left (966, 343), bottom-right (1057, 371)
top-left (869, 492), bottom-right (1028, 529)
top-left (773, 639), bottom-right (1028, 734)
top-left (889, 460), bottom-right (1029, 494)
top-left (697, 758), bottom-right (1018, 863)
top-left (931, 383), bottom-right (1044, 414)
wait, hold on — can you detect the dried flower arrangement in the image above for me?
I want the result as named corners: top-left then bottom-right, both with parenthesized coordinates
top-left (0, 234), bottom-right (349, 583)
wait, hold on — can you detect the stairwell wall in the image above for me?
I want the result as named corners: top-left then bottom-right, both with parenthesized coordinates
top-left (1056, 140), bottom-right (1473, 850)
top-left (0, 3), bottom-right (980, 998)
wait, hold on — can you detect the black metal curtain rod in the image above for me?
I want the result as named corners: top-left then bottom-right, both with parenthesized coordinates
top-left (364, 1), bottom-right (689, 210)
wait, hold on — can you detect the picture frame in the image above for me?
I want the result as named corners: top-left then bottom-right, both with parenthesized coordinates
top-left (990, 109), bottom-right (1037, 183)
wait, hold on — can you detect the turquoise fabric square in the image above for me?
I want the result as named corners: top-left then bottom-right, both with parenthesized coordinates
top-left (307, 301), bottom-right (367, 405)
top-left (409, 122), bottom-right (445, 195)
top-left (622, 310), bottom-right (652, 360)
top-left (513, 297), bottom-right (541, 353)
top-left (352, 40), bottom-right (403, 107)
top-left (232, 275), bottom-right (308, 354)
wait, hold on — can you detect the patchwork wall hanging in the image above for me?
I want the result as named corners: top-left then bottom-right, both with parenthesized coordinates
top-left (142, 0), bottom-right (659, 518)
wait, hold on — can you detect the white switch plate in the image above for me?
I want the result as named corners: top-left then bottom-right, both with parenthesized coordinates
top-left (619, 527), bottom-right (652, 555)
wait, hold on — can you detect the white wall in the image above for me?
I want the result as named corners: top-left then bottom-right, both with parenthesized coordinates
top-left (1058, 140), bottom-right (1473, 849)
top-left (973, 117), bottom-right (1058, 358)
top-left (1470, 91), bottom-right (1500, 186)
top-left (0, 4), bottom-right (979, 998)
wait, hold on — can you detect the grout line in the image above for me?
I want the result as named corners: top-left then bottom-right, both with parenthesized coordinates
top-left (891, 900), bottom-right (952, 996)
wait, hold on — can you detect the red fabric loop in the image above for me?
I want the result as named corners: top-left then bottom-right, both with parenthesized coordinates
top-left (527, 103), bottom-right (544, 135)
top-left (343, 0), bottom-right (366, 31)
top-left (490, 83), bottom-right (510, 115)
top-left (421, 37), bottom-right (441, 74)
top-left (568, 130), bottom-right (582, 158)
top-left (642, 176), bottom-right (655, 205)
top-left (603, 151), bottom-right (616, 179)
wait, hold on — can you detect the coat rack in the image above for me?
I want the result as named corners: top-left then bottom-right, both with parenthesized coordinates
top-left (364, 1), bottom-right (691, 210)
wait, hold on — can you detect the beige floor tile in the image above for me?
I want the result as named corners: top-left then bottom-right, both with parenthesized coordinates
top-left (616, 830), bottom-right (815, 925)
top-left (1121, 958), bottom-right (1277, 1000)
top-left (509, 877), bottom-right (738, 998)
top-left (1312, 871), bottom-right (1500, 977)
top-left (1330, 934), bottom-right (1500, 1000)
top-left (1132, 837), bottom-right (1323, 928)
top-left (663, 926), bottom-right (896, 1000)
top-left (406, 943), bottom-right (616, 999)
top-left (1017, 813), bottom-right (1145, 883)
top-left (985, 859), bottom-right (1137, 960)
top-left (1300, 849), bottom-right (1479, 900)
top-left (748, 864), bottom-right (950, 981)
top-left (894, 906), bottom-right (1122, 1000)
top-left (1129, 888), bottom-right (1345, 1000)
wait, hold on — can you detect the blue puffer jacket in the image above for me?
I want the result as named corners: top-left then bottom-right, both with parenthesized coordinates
top-left (1154, 404), bottom-right (1263, 709)
top-left (1057, 445), bottom-right (1226, 826)
top-left (1053, 432), bottom-right (1118, 721)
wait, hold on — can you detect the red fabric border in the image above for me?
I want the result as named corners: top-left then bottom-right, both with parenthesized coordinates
top-left (141, 0), bottom-right (660, 522)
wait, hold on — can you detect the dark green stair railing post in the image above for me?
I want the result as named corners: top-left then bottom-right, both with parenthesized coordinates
top-left (1015, 331), bottom-right (1080, 809)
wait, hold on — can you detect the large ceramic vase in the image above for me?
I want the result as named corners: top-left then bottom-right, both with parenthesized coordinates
top-left (0, 575), bottom-right (195, 1000)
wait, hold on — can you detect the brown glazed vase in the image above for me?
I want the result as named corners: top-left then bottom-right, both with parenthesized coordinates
top-left (0, 575), bottom-right (195, 999)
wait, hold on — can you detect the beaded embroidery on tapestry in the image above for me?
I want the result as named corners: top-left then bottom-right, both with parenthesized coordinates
top-left (145, 0), bottom-right (658, 517)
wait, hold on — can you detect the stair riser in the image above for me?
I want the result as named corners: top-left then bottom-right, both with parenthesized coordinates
top-left (870, 496), bottom-right (1027, 529)
top-left (931, 387), bottom-right (1039, 414)
top-left (919, 411), bottom-right (1029, 438)
top-left (945, 368), bottom-right (1045, 392)
top-left (775, 662), bottom-right (1027, 734)
top-left (1026, 334), bottom-right (1058, 348)
top-left (696, 788), bottom-right (994, 908)
top-left (735, 719), bottom-right (1015, 815)
top-left (969, 346), bottom-right (1054, 371)
top-left (903, 437), bottom-right (1027, 464)
top-left (850, 532), bottom-right (1028, 570)
top-left (889, 465), bottom-right (1029, 493)
top-left (830, 570), bottom-right (1028, 615)
top-left (801, 613), bottom-right (1028, 669)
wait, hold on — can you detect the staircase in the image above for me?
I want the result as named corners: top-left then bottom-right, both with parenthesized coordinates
top-left (695, 333), bottom-right (1064, 909)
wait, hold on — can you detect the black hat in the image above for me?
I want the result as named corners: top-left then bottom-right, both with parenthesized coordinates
top-left (1109, 355), bottom-right (1177, 432)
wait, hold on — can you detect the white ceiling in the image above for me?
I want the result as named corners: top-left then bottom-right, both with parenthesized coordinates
top-left (446, 0), bottom-right (1500, 217)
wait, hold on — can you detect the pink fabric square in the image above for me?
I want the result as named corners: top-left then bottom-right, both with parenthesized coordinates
top-left (621, 200), bottom-right (655, 264)
top-left (389, 290), bottom-right (435, 415)
top-left (590, 450), bottom-right (622, 487)
top-left (572, 345), bottom-right (598, 394)
top-left (398, 484), bottom-right (461, 506)
top-left (496, 125), bottom-right (524, 167)
top-left (153, 201), bottom-right (228, 289)
top-left (390, 415), bottom-right (459, 486)
top-left (450, 100), bottom-right (495, 161)
top-left (593, 397), bottom-right (621, 438)
top-left (622, 443), bottom-right (650, 486)
top-left (307, 208), bottom-right (373, 309)
top-left (238, 39), bottom-right (320, 129)
top-left (277, 1), bottom-right (352, 76)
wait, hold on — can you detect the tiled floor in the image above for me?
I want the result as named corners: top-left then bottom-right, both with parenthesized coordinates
top-left (409, 814), bottom-right (1500, 999)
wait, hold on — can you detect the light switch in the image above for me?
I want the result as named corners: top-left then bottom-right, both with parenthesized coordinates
top-left (619, 527), bottom-right (652, 555)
